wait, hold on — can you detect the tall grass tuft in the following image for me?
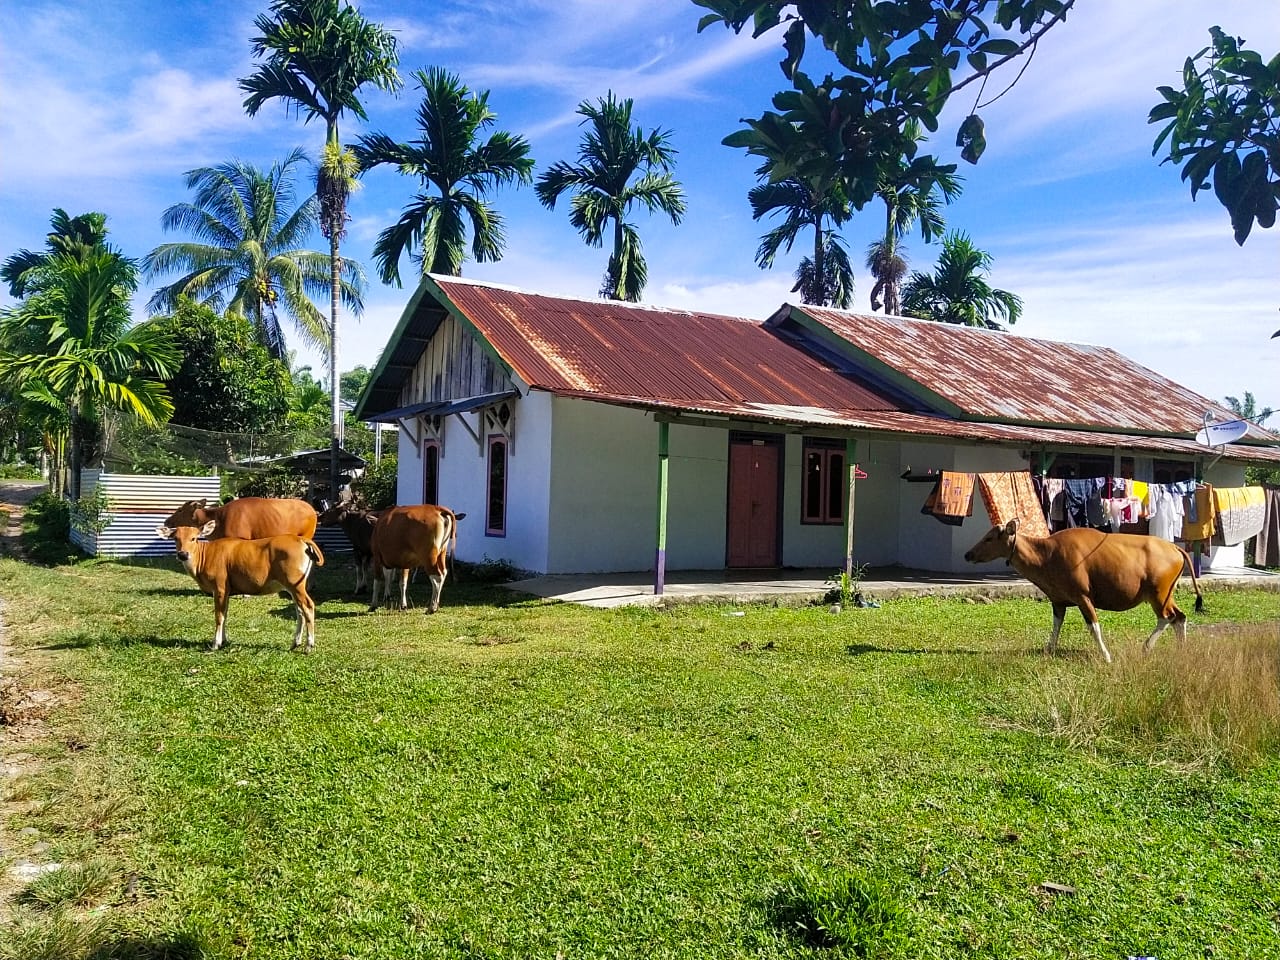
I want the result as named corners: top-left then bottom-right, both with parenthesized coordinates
top-left (769, 868), bottom-right (907, 952)
top-left (1040, 623), bottom-right (1280, 771)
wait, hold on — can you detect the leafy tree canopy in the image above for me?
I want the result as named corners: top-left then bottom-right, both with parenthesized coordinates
top-left (698, 0), bottom-right (1076, 197)
top-left (145, 299), bottom-right (292, 434)
top-left (1150, 26), bottom-right (1279, 246)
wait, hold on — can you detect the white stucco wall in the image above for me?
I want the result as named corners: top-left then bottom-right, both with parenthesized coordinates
top-left (543, 399), bottom-right (729, 573)
top-left (395, 390), bottom-right (555, 574)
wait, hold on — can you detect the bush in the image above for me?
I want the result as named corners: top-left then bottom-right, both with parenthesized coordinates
top-left (351, 456), bottom-right (397, 510)
top-left (0, 463), bottom-right (43, 480)
top-left (228, 467), bottom-right (308, 501)
top-left (19, 493), bottom-right (80, 565)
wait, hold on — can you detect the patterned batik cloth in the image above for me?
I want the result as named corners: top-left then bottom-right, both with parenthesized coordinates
top-left (922, 471), bottom-right (976, 526)
top-left (1212, 486), bottom-right (1266, 546)
top-left (977, 471), bottom-right (1051, 538)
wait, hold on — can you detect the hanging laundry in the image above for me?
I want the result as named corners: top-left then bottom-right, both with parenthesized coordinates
top-left (1254, 486), bottom-right (1280, 567)
top-left (921, 471), bottom-right (976, 526)
top-left (1130, 480), bottom-right (1149, 512)
top-left (977, 472), bottom-right (1051, 538)
top-left (1181, 483), bottom-right (1216, 543)
top-left (1147, 483), bottom-right (1186, 542)
top-left (1102, 497), bottom-right (1142, 532)
top-left (1062, 477), bottom-right (1106, 528)
top-left (1033, 476), bottom-right (1067, 528)
top-left (1212, 486), bottom-right (1266, 546)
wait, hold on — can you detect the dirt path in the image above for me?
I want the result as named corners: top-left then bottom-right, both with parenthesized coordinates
top-left (0, 480), bottom-right (58, 910)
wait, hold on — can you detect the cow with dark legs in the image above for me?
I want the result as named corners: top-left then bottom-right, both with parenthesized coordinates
top-left (964, 519), bottom-right (1204, 663)
top-left (369, 505), bottom-right (464, 613)
top-left (164, 497), bottom-right (318, 541)
top-left (317, 499), bottom-right (379, 596)
top-left (156, 522), bottom-right (325, 652)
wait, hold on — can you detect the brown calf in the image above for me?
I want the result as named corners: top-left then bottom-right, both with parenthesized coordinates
top-left (164, 496), bottom-right (318, 541)
top-left (964, 519), bottom-right (1203, 663)
top-left (317, 500), bottom-right (379, 595)
top-left (369, 505), bottom-right (464, 613)
top-left (156, 522), bottom-right (325, 652)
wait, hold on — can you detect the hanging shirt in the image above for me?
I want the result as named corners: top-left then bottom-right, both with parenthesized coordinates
top-left (1147, 484), bottom-right (1185, 541)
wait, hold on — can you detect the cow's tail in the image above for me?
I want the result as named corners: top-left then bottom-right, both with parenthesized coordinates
top-left (305, 539), bottom-right (326, 567)
top-left (444, 510), bottom-right (460, 564)
top-left (1177, 545), bottom-right (1205, 613)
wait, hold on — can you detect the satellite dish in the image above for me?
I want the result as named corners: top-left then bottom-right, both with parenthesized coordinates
top-left (1195, 417), bottom-right (1249, 447)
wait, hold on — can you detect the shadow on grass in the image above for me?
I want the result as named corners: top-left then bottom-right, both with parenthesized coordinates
top-left (88, 933), bottom-right (208, 959)
top-left (845, 642), bottom-right (988, 657)
top-left (41, 632), bottom-right (206, 652)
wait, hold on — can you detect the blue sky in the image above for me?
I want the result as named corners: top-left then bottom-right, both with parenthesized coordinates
top-left (2, 0), bottom-right (1277, 423)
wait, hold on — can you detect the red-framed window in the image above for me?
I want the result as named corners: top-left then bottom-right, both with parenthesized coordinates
top-left (486, 435), bottom-right (507, 536)
top-left (422, 439), bottom-right (440, 505)
top-left (801, 439), bottom-right (845, 525)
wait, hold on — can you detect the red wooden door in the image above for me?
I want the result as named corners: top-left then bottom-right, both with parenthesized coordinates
top-left (727, 440), bottom-right (780, 567)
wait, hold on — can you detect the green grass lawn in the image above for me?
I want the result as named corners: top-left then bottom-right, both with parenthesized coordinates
top-left (2, 555), bottom-right (1278, 960)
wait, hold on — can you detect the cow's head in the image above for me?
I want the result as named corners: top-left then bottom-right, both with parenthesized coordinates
top-left (317, 499), bottom-right (365, 526)
top-left (964, 519), bottom-right (1019, 564)
top-left (164, 498), bottom-right (212, 528)
top-left (155, 521), bottom-right (217, 565)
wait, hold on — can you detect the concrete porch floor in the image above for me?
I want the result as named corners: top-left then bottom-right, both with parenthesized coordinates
top-left (503, 564), bottom-right (1280, 609)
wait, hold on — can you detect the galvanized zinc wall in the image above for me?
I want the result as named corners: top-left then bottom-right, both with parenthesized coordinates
top-left (72, 471), bottom-right (222, 557)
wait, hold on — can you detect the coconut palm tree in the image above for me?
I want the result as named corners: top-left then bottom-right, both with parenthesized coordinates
top-left (901, 232), bottom-right (1023, 330)
top-left (143, 150), bottom-right (362, 360)
top-left (536, 93), bottom-right (685, 302)
top-left (353, 67), bottom-right (534, 285)
top-left (240, 0), bottom-right (400, 492)
top-left (0, 243), bottom-right (177, 498)
top-left (1224, 392), bottom-right (1274, 427)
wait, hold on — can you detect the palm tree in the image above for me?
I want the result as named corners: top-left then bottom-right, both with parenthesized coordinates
top-left (0, 245), bottom-right (177, 498)
top-left (901, 232), bottom-right (1023, 330)
top-left (240, 0), bottom-right (400, 493)
top-left (865, 129), bottom-right (962, 315)
top-left (142, 150), bottom-right (362, 360)
top-left (353, 67), bottom-right (534, 285)
top-left (2, 209), bottom-right (108, 298)
top-left (749, 177), bottom-right (854, 308)
top-left (536, 93), bottom-right (685, 302)
top-left (1224, 392), bottom-right (1274, 427)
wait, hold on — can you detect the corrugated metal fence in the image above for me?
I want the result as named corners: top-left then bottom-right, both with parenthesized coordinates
top-left (71, 471), bottom-right (353, 558)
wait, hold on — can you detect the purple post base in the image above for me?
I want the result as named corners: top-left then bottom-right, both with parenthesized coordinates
top-left (654, 548), bottom-right (666, 595)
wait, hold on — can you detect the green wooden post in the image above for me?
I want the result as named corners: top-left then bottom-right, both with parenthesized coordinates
top-left (844, 438), bottom-right (858, 577)
top-left (655, 421), bottom-right (670, 595)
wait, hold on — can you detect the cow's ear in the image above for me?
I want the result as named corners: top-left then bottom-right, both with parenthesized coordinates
top-left (197, 499), bottom-right (208, 509)
top-left (1004, 518), bottom-right (1019, 536)
top-left (155, 525), bottom-right (172, 538)
top-left (200, 520), bottom-right (217, 537)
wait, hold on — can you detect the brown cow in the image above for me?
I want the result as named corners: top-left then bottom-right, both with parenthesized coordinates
top-left (964, 519), bottom-right (1203, 663)
top-left (368, 505), bottom-right (464, 613)
top-left (164, 497), bottom-right (318, 541)
top-left (156, 522), bottom-right (325, 652)
top-left (317, 499), bottom-right (379, 595)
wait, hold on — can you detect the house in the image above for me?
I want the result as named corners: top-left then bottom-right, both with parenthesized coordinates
top-left (354, 275), bottom-right (1280, 583)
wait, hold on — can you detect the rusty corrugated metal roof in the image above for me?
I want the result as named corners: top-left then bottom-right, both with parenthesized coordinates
top-left (552, 391), bottom-right (1280, 463)
top-left (785, 305), bottom-right (1272, 440)
top-left (357, 276), bottom-right (1280, 464)
top-left (435, 276), bottom-right (904, 413)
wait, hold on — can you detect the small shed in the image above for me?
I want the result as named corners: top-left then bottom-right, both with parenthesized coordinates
top-left (71, 470), bottom-right (221, 558)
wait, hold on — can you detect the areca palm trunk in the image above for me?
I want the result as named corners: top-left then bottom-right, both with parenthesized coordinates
top-left (811, 217), bottom-right (824, 305)
top-left (324, 123), bottom-right (343, 503)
